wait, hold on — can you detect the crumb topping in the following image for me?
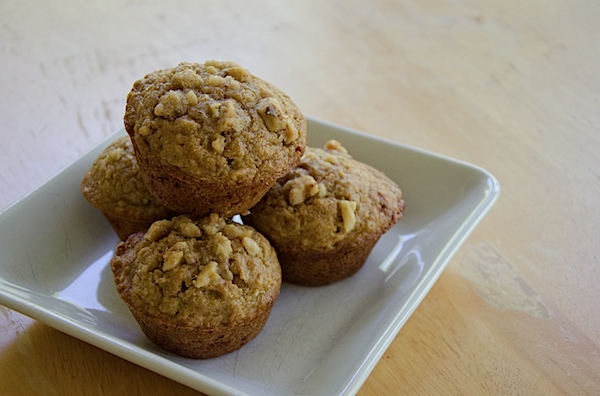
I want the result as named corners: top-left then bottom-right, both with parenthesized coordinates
top-left (124, 60), bottom-right (307, 183)
top-left (111, 215), bottom-right (281, 327)
top-left (81, 136), bottom-right (171, 219)
top-left (245, 140), bottom-right (404, 250)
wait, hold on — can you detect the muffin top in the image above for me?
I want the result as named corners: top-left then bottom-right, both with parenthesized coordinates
top-left (81, 136), bottom-right (171, 220)
top-left (124, 60), bottom-right (306, 183)
top-left (110, 214), bottom-right (281, 327)
top-left (245, 140), bottom-right (405, 251)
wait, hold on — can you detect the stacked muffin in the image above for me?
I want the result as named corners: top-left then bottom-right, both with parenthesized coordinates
top-left (81, 60), bottom-right (404, 359)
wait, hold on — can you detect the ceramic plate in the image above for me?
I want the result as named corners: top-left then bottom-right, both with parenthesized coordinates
top-left (0, 117), bottom-right (499, 395)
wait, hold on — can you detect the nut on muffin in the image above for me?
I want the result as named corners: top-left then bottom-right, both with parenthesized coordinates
top-left (243, 140), bottom-right (405, 286)
top-left (81, 136), bottom-right (173, 240)
top-left (124, 60), bottom-right (307, 217)
top-left (110, 214), bottom-right (282, 358)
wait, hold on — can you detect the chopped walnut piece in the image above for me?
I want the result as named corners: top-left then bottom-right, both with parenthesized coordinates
top-left (209, 99), bottom-right (236, 120)
top-left (172, 69), bottom-right (204, 88)
top-left (179, 221), bottom-right (202, 238)
top-left (162, 250), bottom-right (184, 271)
top-left (324, 139), bottom-right (348, 153)
top-left (221, 265), bottom-right (234, 281)
top-left (145, 219), bottom-right (172, 241)
top-left (226, 66), bottom-right (251, 82)
top-left (317, 183), bottom-right (327, 197)
top-left (282, 118), bottom-right (299, 145)
top-left (185, 90), bottom-right (198, 106)
top-left (193, 261), bottom-right (220, 288)
top-left (213, 232), bottom-right (233, 259)
top-left (338, 200), bottom-right (358, 232)
top-left (324, 155), bottom-right (338, 165)
top-left (211, 135), bottom-right (226, 154)
top-left (138, 125), bottom-right (151, 136)
top-left (154, 90), bottom-right (187, 118)
top-left (206, 74), bottom-right (226, 87)
top-left (203, 213), bottom-right (225, 235)
top-left (162, 240), bottom-right (189, 271)
top-left (301, 151), bottom-right (318, 161)
top-left (222, 223), bottom-right (243, 239)
top-left (285, 175), bottom-right (320, 205)
top-left (256, 97), bottom-right (298, 144)
top-left (169, 241), bottom-right (189, 251)
top-left (242, 237), bottom-right (261, 256)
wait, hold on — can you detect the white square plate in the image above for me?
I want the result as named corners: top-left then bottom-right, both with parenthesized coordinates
top-left (0, 117), bottom-right (499, 395)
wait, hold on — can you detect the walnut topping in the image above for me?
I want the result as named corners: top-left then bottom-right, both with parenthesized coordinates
top-left (324, 139), bottom-right (348, 153)
top-left (226, 66), bottom-right (250, 82)
top-left (203, 213), bottom-right (225, 236)
top-left (225, 76), bottom-right (242, 90)
top-left (170, 241), bottom-right (189, 251)
top-left (256, 97), bottom-right (298, 144)
top-left (209, 99), bottom-right (236, 119)
top-left (317, 183), bottom-right (327, 197)
top-left (282, 118), bottom-right (299, 145)
top-left (172, 69), bottom-right (204, 89)
top-left (221, 265), bottom-right (234, 281)
top-left (211, 135), bottom-right (226, 153)
top-left (206, 74), bottom-right (226, 87)
top-left (204, 64), bottom-right (218, 74)
top-left (193, 261), bottom-right (219, 288)
top-left (213, 232), bottom-right (233, 259)
top-left (138, 125), bottom-right (151, 136)
top-left (242, 236), bottom-right (261, 256)
top-left (162, 240), bottom-right (189, 271)
top-left (145, 219), bottom-right (172, 242)
top-left (162, 250), bottom-right (183, 271)
top-left (179, 221), bottom-right (202, 238)
top-left (185, 90), bottom-right (198, 106)
top-left (285, 175), bottom-right (321, 205)
top-left (339, 200), bottom-right (358, 232)
top-left (103, 147), bottom-right (124, 164)
top-left (154, 90), bottom-right (187, 118)
top-left (222, 223), bottom-right (243, 239)
top-left (301, 151), bottom-right (318, 161)
top-left (325, 155), bottom-right (338, 165)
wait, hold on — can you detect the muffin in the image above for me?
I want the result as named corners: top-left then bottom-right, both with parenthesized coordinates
top-left (243, 140), bottom-right (405, 286)
top-left (110, 214), bottom-right (282, 358)
top-left (81, 136), bottom-right (173, 240)
top-left (124, 60), bottom-right (307, 217)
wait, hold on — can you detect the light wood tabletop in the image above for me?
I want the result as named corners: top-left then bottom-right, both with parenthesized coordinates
top-left (1, 1), bottom-right (599, 395)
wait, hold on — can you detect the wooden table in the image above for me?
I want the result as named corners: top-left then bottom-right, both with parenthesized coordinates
top-left (1, 1), bottom-right (599, 394)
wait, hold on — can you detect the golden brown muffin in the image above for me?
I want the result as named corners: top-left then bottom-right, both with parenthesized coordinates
top-left (110, 214), bottom-right (282, 358)
top-left (124, 60), bottom-right (307, 217)
top-left (81, 136), bottom-right (173, 240)
top-left (243, 140), bottom-right (405, 286)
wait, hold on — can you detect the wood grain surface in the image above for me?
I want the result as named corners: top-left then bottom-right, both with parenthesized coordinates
top-left (1, 0), bottom-right (599, 395)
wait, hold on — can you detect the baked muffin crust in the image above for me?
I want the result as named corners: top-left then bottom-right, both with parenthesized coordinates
top-left (112, 214), bottom-right (281, 326)
top-left (244, 140), bottom-right (405, 285)
top-left (247, 140), bottom-right (404, 249)
top-left (125, 60), bottom-right (305, 176)
top-left (124, 60), bottom-right (307, 216)
top-left (110, 214), bottom-right (282, 357)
